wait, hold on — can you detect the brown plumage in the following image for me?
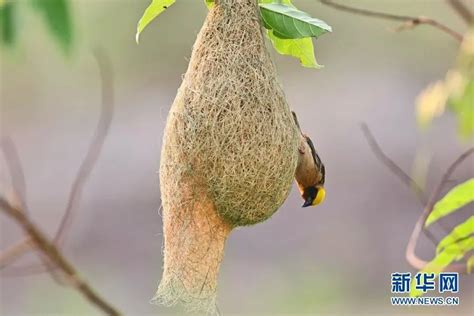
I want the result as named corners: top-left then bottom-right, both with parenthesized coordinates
top-left (292, 112), bottom-right (326, 207)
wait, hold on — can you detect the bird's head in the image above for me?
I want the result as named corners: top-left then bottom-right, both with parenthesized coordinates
top-left (301, 185), bottom-right (325, 207)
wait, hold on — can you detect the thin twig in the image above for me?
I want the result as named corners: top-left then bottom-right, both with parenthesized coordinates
top-left (0, 50), bottom-right (115, 279)
top-left (1, 139), bottom-right (61, 274)
top-left (54, 49), bottom-right (114, 247)
top-left (406, 148), bottom-right (474, 273)
top-left (1, 262), bottom-right (49, 277)
top-left (1, 136), bottom-right (28, 211)
top-left (0, 197), bottom-right (121, 315)
top-left (0, 238), bottom-right (33, 269)
top-left (447, 0), bottom-right (473, 24)
top-left (361, 124), bottom-right (426, 204)
top-left (320, 0), bottom-right (463, 42)
top-left (361, 124), bottom-right (442, 245)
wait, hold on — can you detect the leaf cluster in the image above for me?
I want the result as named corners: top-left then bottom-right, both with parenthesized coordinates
top-left (410, 179), bottom-right (474, 297)
top-left (136, 0), bottom-right (332, 68)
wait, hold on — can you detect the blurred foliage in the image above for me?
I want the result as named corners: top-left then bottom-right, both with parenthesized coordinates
top-left (410, 178), bottom-right (474, 297)
top-left (0, 0), bottom-right (72, 52)
top-left (410, 148), bottom-right (431, 194)
top-left (416, 28), bottom-right (474, 139)
top-left (135, 0), bottom-right (331, 68)
top-left (30, 0), bottom-right (72, 52)
top-left (205, 0), bottom-right (214, 9)
top-left (0, 0), bottom-right (14, 45)
top-left (468, 255), bottom-right (474, 273)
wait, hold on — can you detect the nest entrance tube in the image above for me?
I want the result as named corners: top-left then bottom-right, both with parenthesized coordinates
top-left (154, 187), bottom-right (231, 313)
top-left (156, 0), bottom-right (299, 313)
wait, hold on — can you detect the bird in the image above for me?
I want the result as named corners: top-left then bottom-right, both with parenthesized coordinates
top-left (292, 111), bottom-right (326, 208)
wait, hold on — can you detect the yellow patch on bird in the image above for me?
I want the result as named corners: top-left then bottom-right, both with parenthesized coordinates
top-left (313, 187), bottom-right (325, 206)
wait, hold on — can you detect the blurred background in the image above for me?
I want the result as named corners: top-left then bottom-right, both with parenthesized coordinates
top-left (1, 0), bottom-right (473, 315)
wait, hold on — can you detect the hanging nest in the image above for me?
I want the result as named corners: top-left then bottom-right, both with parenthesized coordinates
top-left (154, 0), bottom-right (299, 313)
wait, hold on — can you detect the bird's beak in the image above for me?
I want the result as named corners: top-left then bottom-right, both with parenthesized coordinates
top-left (302, 196), bottom-right (313, 208)
top-left (301, 186), bottom-right (326, 208)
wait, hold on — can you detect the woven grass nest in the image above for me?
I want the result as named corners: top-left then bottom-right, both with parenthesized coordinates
top-left (154, 0), bottom-right (299, 313)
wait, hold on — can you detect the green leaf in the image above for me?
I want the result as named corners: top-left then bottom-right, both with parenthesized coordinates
top-left (266, 29), bottom-right (321, 68)
top-left (410, 237), bottom-right (474, 297)
top-left (0, 1), bottom-right (15, 46)
top-left (136, 0), bottom-right (175, 43)
top-left (204, 1), bottom-right (328, 68)
top-left (259, 3), bottom-right (331, 39)
top-left (260, 0), bottom-right (324, 68)
top-left (425, 178), bottom-right (474, 227)
top-left (30, 0), bottom-right (72, 52)
top-left (436, 216), bottom-right (474, 254)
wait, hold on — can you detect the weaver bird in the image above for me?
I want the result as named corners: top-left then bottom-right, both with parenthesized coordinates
top-left (292, 112), bottom-right (326, 208)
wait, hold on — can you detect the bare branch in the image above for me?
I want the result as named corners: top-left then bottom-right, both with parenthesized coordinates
top-left (0, 51), bottom-right (115, 278)
top-left (1, 257), bottom-right (64, 284)
top-left (0, 137), bottom-right (34, 267)
top-left (1, 136), bottom-right (28, 211)
top-left (361, 124), bottom-right (426, 204)
top-left (406, 148), bottom-right (474, 273)
top-left (54, 50), bottom-right (114, 247)
top-left (320, 0), bottom-right (464, 42)
top-left (0, 197), bottom-right (121, 315)
top-left (361, 124), bottom-right (448, 246)
top-left (447, 0), bottom-right (473, 24)
top-left (1, 251), bottom-right (68, 285)
top-left (1, 263), bottom-right (49, 277)
top-left (0, 238), bottom-right (33, 269)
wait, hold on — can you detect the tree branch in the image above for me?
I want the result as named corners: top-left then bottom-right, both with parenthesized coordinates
top-left (0, 50), bottom-right (116, 287)
top-left (1, 135), bottom-right (28, 211)
top-left (361, 123), bottom-right (426, 204)
top-left (0, 197), bottom-right (121, 315)
top-left (0, 238), bottom-right (33, 269)
top-left (447, 0), bottom-right (473, 24)
top-left (360, 123), bottom-right (445, 246)
top-left (54, 49), bottom-right (114, 247)
top-left (320, 0), bottom-right (464, 42)
top-left (0, 138), bottom-right (37, 267)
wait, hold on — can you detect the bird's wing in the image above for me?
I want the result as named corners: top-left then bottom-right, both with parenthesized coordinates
top-left (291, 111), bottom-right (302, 132)
top-left (304, 136), bottom-right (325, 185)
